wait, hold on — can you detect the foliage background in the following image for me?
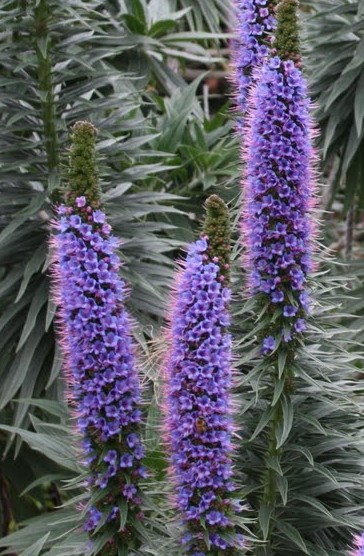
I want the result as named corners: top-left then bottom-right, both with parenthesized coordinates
top-left (0, 0), bottom-right (363, 554)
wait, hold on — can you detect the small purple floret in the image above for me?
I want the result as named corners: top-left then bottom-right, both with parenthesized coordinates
top-left (263, 336), bottom-right (276, 354)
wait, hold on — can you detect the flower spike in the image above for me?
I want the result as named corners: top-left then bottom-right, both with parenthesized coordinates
top-left (51, 122), bottom-right (146, 554)
top-left (241, 0), bottom-right (317, 350)
top-left (164, 195), bottom-right (245, 555)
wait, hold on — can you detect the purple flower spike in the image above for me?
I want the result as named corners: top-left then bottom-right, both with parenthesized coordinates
top-left (232, 0), bottom-right (277, 129)
top-left (50, 122), bottom-right (145, 550)
top-left (242, 55), bottom-right (316, 346)
top-left (164, 196), bottom-right (244, 554)
top-left (52, 200), bottom-right (145, 530)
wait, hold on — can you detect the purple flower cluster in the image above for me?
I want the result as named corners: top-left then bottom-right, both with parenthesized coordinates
top-left (233, 0), bottom-right (277, 127)
top-left (243, 56), bottom-right (315, 350)
top-left (352, 534), bottom-right (364, 556)
top-left (52, 196), bottom-right (146, 536)
top-left (165, 238), bottom-right (243, 554)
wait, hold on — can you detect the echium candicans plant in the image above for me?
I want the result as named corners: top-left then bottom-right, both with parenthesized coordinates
top-left (232, 0), bottom-right (278, 128)
top-left (234, 1), bottom-right (364, 554)
top-left (51, 121), bottom-right (147, 555)
top-left (164, 195), bottom-right (246, 555)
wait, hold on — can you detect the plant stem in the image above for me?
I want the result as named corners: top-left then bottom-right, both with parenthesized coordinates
top-left (345, 204), bottom-right (355, 261)
top-left (34, 0), bottom-right (59, 188)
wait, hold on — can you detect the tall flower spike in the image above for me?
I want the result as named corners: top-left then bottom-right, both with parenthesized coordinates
top-left (164, 195), bottom-right (245, 555)
top-left (242, 0), bottom-right (316, 353)
top-left (51, 122), bottom-right (146, 554)
top-left (232, 0), bottom-right (278, 129)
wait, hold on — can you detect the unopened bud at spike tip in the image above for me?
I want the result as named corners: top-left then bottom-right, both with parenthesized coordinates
top-left (273, 0), bottom-right (301, 64)
top-left (67, 120), bottom-right (101, 209)
top-left (203, 194), bottom-right (231, 282)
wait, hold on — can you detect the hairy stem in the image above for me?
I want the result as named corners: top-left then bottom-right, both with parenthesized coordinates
top-left (34, 0), bottom-right (59, 189)
top-left (345, 204), bottom-right (355, 261)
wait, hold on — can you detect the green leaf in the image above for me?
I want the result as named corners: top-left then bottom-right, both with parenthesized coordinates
top-left (122, 14), bottom-right (146, 34)
top-left (46, 345), bottom-right (63, 389)
top-left (0, 324), bottom-right (45, 410)
top-left (16, 398), bottom-right (68, 419)
top-left (36, 36), bottom-right (49, 59)
top-left (0, 267), bottom-right (23, 298)
top-left (275, 395), bottom-right (293, 449)
top-left (289, 445), bottom-right (314, 466)
top-left (259, 503), bottom-right (274, 541)
top-left (119, 498), bottom-right (128, 531)
top-left (45, 296), bottom-right (57, 332)
top-left (271, 378), bottom-right (285, 406)
top-left (277, 350), bottom-right (287, 378)
top-left (266, 455), bottom-right (283, 476)
top-left (293, 495), bottom-right (335, 521)
top-left (20, 532), bottom-right (50, 556)
top-left (125, 0), bottom-right (147, 26)
top-left (0, 425), bottom-right (80, 472)
top-left (15, 245), bottom-right (46, 303)
top-left (354, 70), bottom-right (364, 136)
top-left (276, 475), bottom-right (288, 506)
top-left (275, 521), bottom-right (309, 554)
top-left (157, 76), bottom-right (205, 153)
top-left (346, 140), bottom-right (364, 210)
top-left (343, 36), bottom-right (364, 74)
top-left (0, 192), bottom-right (48, 249)
top-left (12, 337), bottom-right (52, 437)
top-left (0, 292), bottom-right (32, 336)
top-left (17, 281), bottom-right (48, 351)
top-left (118, 545), bottom-right (129, 556)
top-left (315, 463), bottom-right (340, 487)
top-left (21, 473), bottom-right (69, 496)
top-left (88, 531), bottom-right (113, 554)
top-left (149, 19), bottom-right (176, 38)
top-left (250, 406), bottom-right (275, 441)
top-left (145, 397), bottom-right (161, 451)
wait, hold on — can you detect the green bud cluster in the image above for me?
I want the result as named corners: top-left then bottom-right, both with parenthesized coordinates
top-left (67, 121), bottom-right (101, 209)
top-left (203, 195), bottom-right (231, 282)
top-left (273, 0), bottom-right (301, 64)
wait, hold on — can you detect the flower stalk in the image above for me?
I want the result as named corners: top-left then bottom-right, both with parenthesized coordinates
top-left (51, 122), bottom-right (146, 554)
top-left (34, 0), bottom-right (59, 178)
top-left (164, 195), bottom-right (245, 555)
top-left (236, 0), bottom-right (317, 549)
